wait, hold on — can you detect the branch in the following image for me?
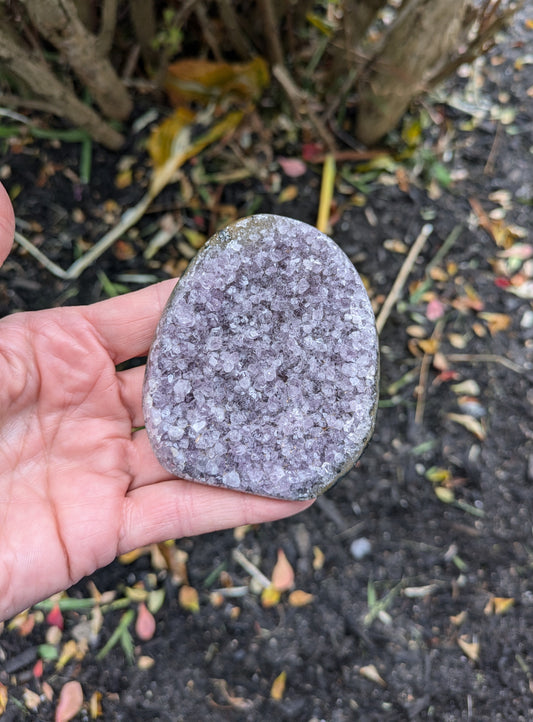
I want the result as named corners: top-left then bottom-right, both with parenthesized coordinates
top-left (0, 23), bottom-right (124, 149)
top-left (375, 224), bottom-right (433, 335)
top-left (18, 0), bottom-right (132, 121)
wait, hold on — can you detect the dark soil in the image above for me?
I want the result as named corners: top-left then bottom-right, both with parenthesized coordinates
top-left (1, 15), bottom-right (532, 722)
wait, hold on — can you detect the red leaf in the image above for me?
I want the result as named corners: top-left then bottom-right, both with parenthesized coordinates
top-left (494, 277), bottom-right (511, 288)
top-left (46, 604), bottom-right (64, 631)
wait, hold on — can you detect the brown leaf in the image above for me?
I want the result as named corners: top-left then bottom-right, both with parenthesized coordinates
top-left (179, 585), bottom-right (199, 613)
top-left (271, 549), bottom-right (295, 592)
top-left (270, 671), bottom-right (287, 701)
top-left (55, 681), bottom-right (83, 722)
top-left (165, 57), bottom-right (269, 108)
top-left (478, 311), bottom-right (511, 335)
top-left (288, 590), bottom-right (314, 607)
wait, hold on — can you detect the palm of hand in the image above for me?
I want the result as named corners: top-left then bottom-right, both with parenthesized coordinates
top-left (0, 286), bottom-right (311, 620)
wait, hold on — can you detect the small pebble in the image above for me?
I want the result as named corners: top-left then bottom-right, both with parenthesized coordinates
top-left (350, 537), bottom-right (372, 560)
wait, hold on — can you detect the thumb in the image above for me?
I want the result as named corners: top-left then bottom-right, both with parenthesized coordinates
top-left (0, 183), bottom-right (15, 266)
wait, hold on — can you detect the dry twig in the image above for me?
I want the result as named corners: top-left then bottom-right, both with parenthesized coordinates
top-left (375, 224), bottom-right (433, 335)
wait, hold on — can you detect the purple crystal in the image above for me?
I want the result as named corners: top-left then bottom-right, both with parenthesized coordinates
top-left (143, 214), bottom-right (379, 500)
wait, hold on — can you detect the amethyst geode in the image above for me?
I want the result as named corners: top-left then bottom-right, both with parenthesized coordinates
top-left (143, 214), bottom-right (379, 500)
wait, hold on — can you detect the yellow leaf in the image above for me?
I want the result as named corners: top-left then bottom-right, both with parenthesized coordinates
top-left (271, 549), bottom-right (295, 592)
top-left (288, 590), bottom-right (314, 607)
top-left (449, 610), bottom-right (467, 626)
top-left (146, 107), bottom-right (196, 168)
top-left (118, 547), bottom-right (149, 564)
top-left (261, 585), bottom-right (281, 608)
top-left (434, 486), bottom-right (455, 504)
top-left (0, 682), bottom-right (7, 715)
top-left (401, 116), bottom-right (423, 147)
top-left (179, 585), bottom-right (199, 613)
top-left (165, 56), bottom-right (269, 108)
top-left (484, 596), bottom-right (515, 616)
top-left (312, 546), bottom-right (325, 571)
top-left (418, 338), bottom-right (439, 354)
top-left (149, 108), bottom-right (245, 197)
top-left (425, 466), bottom-right (451, 484)
top-left (56, 639), bottom-right (80, 671)
top-left (478, 311), bottom-right (511, 336)
top-left (446, 413), bottom-right (486, 440)
top-left (359, 664), bottom-right (387, 687)
top-left (270, 671), bottom-right (287, 701)
top-left (458, 636), bottom-right (480, 662)
top-left (278, 184), bottom-right (299, 203)
top-left (89, 690), bottom-right (103, 719)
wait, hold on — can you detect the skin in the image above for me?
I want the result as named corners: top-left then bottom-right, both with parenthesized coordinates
top-left (0, 183), bottom-right (312, 622)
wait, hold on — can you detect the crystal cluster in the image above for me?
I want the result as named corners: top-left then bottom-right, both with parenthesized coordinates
top-left (143, 214), bottom-right (379, 500)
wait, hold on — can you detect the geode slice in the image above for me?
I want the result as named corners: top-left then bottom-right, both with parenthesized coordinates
top-left (143, 214), bottom-right (379, 500)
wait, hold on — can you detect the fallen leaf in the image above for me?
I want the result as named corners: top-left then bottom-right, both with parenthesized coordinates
top-left (89, 690), bottom-right (102, 719)
top-left (312, 546), bottom-right (325, 571)
top-left (426, 298), bottom-right (446, 321)
top-left (147, 588), bottom-right (166, 615)
top-left (434, 486), bottom-right (455, 504)
top-left (448, 332), bottom-right (468, 349)
top-left (278, 184), bottom-right (298, 203)
top-left (137, 656), bottom-right (155, 671)
top-left (56, 639), bottom-right (80, 671)
top-left (270, 671), bottom-right (287, 701)
top-left (288, 590), bottom-right (314, 607)
top-left (406, 325), bottom-right (427, 338)
top-left (484, 596), bottom-right (515, 615)
top-left (271, 549), bottom-right (295, 592)
top-left (179, 585), bottom-right (199, 613)
top-left (457, 636), bottom-right (480, 662)
top-left (0, 683), bottom-right (8, 715)
top-left (425, 466), bottom-right (452, 484)
top-left (213, 680), bottom-right (254, 711)
top-left (261, 585), bottom-right (281, 608)
top-left (23, 689), bottom-right (41, 712)
top-left (451, 380), bottom-right (480, 396)
top-left (478, 311), bottom-right (511, 335)
top-left (446, 413), bottom-right (486, 440)
top-left (32, 658), bottom-right (43, 679)
top-left (165, 57), bottom-right (269, 108)
top-left (278, 157), bottom-right (307, 177)
top-left (46, 604), bottom-right (64, 630)
top-left (359, 664), bottom-right (387, 687)
top-left (507, 280), bottom-right (533, 299)
top-left (418, 338), bottom-right (439, 355)
top-left (55, 680), bottom-right (83, 722)
top-left (135, 603), bottom-right (156, 641)
top-left (450, 610), bottom-right (467, 626)
top-left (43, 682), bottom-right (54, 703)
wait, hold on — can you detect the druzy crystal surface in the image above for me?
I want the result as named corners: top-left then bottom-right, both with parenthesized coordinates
top-left (143, 214), bottom-right (379, 500)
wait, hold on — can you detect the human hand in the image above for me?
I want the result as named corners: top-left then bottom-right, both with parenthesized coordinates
top-left (0, 184), bottom-right (312, 622)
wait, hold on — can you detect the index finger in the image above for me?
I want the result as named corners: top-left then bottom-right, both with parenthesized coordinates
top-left (83, 278), bottom-right (177, 363)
